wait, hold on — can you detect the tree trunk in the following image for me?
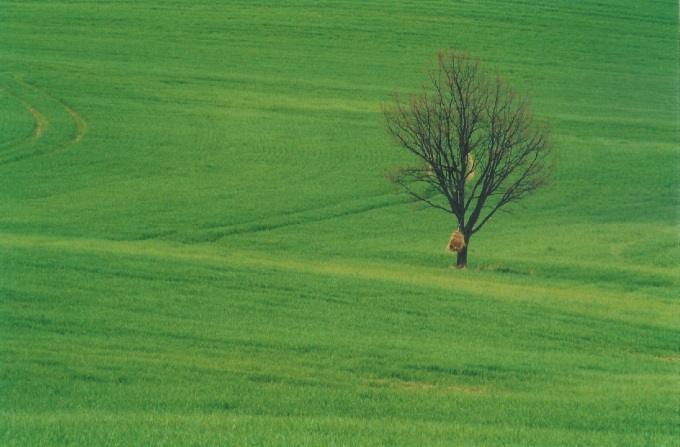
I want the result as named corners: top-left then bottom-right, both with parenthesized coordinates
top-left (456, 243), bottom-right (468, 269)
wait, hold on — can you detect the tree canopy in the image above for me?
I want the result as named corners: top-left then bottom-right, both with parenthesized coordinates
top-left (384, 50), bottom-right (553, 268)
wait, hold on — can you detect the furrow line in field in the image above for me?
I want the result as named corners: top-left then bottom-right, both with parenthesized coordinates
top-left (1, 232), bottom-right (676, 329)
top-left (191, 194), bottom-right (405, 243)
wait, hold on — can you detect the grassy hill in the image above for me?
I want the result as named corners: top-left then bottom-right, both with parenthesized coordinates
top-left (1, 1), bottom-right (678, 445)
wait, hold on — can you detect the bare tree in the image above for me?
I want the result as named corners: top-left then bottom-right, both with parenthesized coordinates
top-left (384, 50), bottom-right (553, 269)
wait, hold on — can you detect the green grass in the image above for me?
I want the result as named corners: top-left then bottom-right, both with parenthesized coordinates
top-left (1, 0), bottom-right (678, 445)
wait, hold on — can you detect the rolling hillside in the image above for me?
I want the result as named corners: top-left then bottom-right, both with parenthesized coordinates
top-left (1, 1), bottom-right (678, 445)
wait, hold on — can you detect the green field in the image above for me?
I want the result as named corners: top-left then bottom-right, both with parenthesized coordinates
top-left (1, 1), bottom-right (678, 445)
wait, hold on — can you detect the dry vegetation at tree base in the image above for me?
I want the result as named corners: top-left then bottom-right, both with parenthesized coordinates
top-left (0, 0), bottom-right (678, 445)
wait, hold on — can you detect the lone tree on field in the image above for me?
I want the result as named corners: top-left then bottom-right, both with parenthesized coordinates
top-left (383, 50), bottom-right (553, 269)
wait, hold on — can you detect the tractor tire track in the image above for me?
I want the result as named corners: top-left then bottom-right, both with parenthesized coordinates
top-left (18, 78), bottom-right (89, 148)
top-left (189, 194), bottom-right (408, 244)
top-left (24, 99), bottom-right (46, 141)
top-left (0, 86), bottom-right (46, 143)
top-left (0, 76), bottom-right (88, 165)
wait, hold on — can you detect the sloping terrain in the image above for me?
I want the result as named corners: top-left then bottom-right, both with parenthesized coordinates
top-left (1, 1), bottom-right (678, 445)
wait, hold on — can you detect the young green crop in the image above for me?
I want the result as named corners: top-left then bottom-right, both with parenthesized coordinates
top-left (1, 0), bottom-right (677, 445)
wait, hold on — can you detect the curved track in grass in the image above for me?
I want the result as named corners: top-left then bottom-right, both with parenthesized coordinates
top-left (0, 76), bottom-right (87, 165)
